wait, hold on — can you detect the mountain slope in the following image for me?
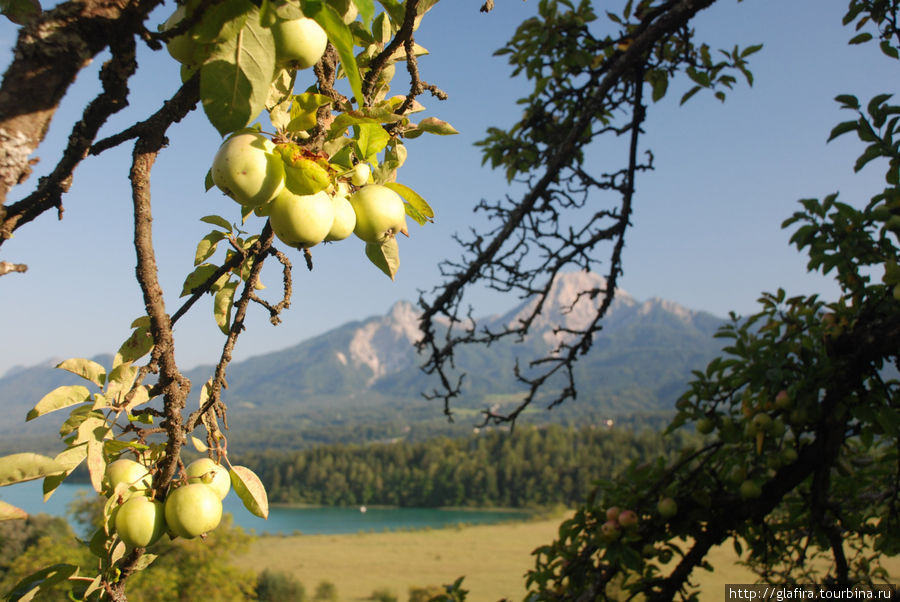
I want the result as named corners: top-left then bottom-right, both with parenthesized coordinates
top-left (0, 272), bottom-right (728, 449)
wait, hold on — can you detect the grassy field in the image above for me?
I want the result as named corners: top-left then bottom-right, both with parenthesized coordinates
top-left (235, 515), bottom-right (849, 602)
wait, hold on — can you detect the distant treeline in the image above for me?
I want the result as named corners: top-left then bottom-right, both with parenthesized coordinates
top-left (236, 424), bottom-right (698, 508)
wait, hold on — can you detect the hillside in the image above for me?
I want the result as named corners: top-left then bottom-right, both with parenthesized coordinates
top-left (0, 272), bottom-right (727, 451)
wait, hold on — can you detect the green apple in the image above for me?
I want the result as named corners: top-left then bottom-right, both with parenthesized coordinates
top-left (605, 506), bottom-right (620, 522)
top-left (739, 479), bottom-right (762, 500)
top-left (695, 417), bottom-right (714, 435)
top-left (657, 497), bottom-right (678, 518)
top-left (186, 458), bottom-right (231, 501)
top-left (349, 184), bottom-right (407, 244)
top-left (272, 17), bottom-right (328, 69)
top-left (211, 131), bottom-right (285, 208)
top-left (269, 189), bottom-right (335, 248)
top-left (115, 496), bottom-right (166, 548)
top-left (325, 192), bottom-right (356, 242)
top-left (350, 163), bottom-right (370, 187)
top-left (774, 390), bottom-right (791, 410)
top-left (164, 483), bottom-right (223, 539)
top-left (104, 458), bottom-right (152, 495)
top-left (162, 6), bottom-right (197, 65)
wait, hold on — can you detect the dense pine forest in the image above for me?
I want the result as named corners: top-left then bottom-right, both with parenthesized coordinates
top-left (235, 424), bottom-right (699, 508)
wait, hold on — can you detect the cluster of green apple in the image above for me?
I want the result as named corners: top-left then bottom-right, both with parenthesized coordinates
top-left (209, 129), bottom-right (408, 250)
top-left (103, 457), bottom-right (231, 549)
top-left (599, 505), bottom-right (640, 543)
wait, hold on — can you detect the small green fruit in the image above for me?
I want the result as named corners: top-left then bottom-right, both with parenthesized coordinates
top-left (269, 189), bottom-right (335, 248)
top-left (350, 185), bottom-right (407, 244)
top-left (605, 506), bottom-right (620, 522)
top-left (696, 417), bottom-right (715, 435)
top-left (774, 390), bottom-right (791, 410)
top-left (115, 496), bottom-right (166, 548)
top-left (739, 479), bottom-right (762, 500)
top-left (162, 6), bottom-right (198, 65)
top-left (185, 458), bottom-right (231, 501)
top-left (272, 17), bottom-right (328, 69)
top-left (617, 509), bottom-right (638, 530)
top-left (104, 459), bottom-right (152, 495)
top-left (657, 497), bottom-right (678, 518)
top-left (325, 192), bottom-right (356, 242)
top-left (350, 163), bottom-right (371, 187)
top-left (211, 132), bottom-right (285, 208)
top-left (600, 520), bottom-right (621, 542)
top-left (164, 483), bottom-right (223, 539)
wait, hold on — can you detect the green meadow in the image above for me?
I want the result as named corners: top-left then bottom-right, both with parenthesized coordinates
top-left (234, 515), bottom-right (900, 601)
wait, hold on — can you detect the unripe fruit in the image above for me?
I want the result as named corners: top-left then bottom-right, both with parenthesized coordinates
top-left (657, 497), bottom-right (678, 518)
top-left (326, 193), bottom-right (356, 241)
top-left (185, 458), bottom-right (231, 501)
top-left (162, 6), bottom-right (197, 65)
top-left (211, 132), bottom-right (285, 208)
top-left (269, 189), bottom-right (334, 248)
top-left (115, 496), bottom-right (166, 548)
top-left (605, 506), bottom-right (620, 522)
top-left (617, 509), bottom-right (638, 530)
top-left (600, 520), bottom-right (621, 542)
top-left (774, 390), bottom-right (791, 410)
top-left (164, 483), bottom-right (223, 539)
top-left (696, 417), bottom-right (714, 435)
top-left (350, 163), bottom-right (371, 187)
top-left (104, 459), bottom-right (152, 495)
top-left (750, 412), bottom-right (773, 434)
top-left (350, 185), bottom-right (407, 244)
top-left (739, 479), bottom-right (762, 500)
top-left (272, 17), bottom-right (328, 69)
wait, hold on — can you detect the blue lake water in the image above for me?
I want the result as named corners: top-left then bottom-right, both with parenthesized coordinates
top-left (1, 481), bottom-right (528, 536)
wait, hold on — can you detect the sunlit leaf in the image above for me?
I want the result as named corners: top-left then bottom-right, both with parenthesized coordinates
top-left (230, 465), bottom-right (269, 518)
top-left (416, 117), bottom-right (458, 136)
top-left (214, 279), bottom-right (239, 334)
top-left (365, 237), bottom-right (399, 280)
top-left (4, 564), bottom-right (79, 602)
top-left (26, 385), bottom-right (91, 421)
top-left (383, 181), bottom-right (433, 224)
top-left (195, 231), bottom-right (226, 265)
top-left (56, 358), bottom-right (106, 388)
top-left (0, 500), bottom-right (27, 521)
top-left (0, 453), bottom-right (63, 486)
top-left (303, 1), bottom-right (364, 104)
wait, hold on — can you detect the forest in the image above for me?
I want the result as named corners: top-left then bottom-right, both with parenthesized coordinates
top-left (235, 424), bottom-right (699, 507)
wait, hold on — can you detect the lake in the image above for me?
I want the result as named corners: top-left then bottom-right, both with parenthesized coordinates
top-left (0, 481), bottom-right (529, 536)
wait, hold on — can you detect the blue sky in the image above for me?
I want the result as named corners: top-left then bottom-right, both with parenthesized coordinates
top-left (0, 0), bottom-right (895, 376)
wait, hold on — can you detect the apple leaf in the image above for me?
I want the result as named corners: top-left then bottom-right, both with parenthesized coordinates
top-left (303, 1), bottom-right (363, 105)
top-left (327, 106), bottom-right (404, 140)
top-left (365, 238), bottom-right (400, 280)
top-left (214, 279), bottom-right (239, 334)
top-left (42, 445), bottom-right (88, 501)
top-left (286, 92), bottom-right (333, 133)
top-left (181, 263), bottom-right (220, 297)
top-left (191, 436), bottom-right (209, 453)
top-left (200, 2), bottom-right (277, 136)
top-left (0, 500), bottom-right (27, 521)
top-left (383, 182), bottom-right (433, 225)
top-left (106, 363), bottom-right (137, 402)
top-left (56, 358), bottom-right (106, 388)
top-left (0, 453), bottom-right (64, 486)
top-left (195, 231), bottom-right (226, 266)
top-left (200, 215), bottom-right (233, 231)
top-left (355, 123), bottom-right (391, 162)
top-left (114, 323), bottom-right (154, 366)
top-left (230, 465), bottom-right (269, 519)
top-left (26, 385), bottom-right (91, 422)
top-left (3, 563), bottom-right (79, 602)
top-left (86, 438), bottom-right (105, 493)
top-left (416, 117), bottom-right (458, 136)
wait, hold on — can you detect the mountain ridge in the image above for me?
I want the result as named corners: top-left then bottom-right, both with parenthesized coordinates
top-left (0, 272), bottom-right (728, 449)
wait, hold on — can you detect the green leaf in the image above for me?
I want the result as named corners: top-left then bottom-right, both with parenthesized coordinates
top-left (327, 106), bottom-right (404, 139)
top-left (26, 385), bottom-right (91, 421)
top-left (200, 1), bottom-right (277, 136)
top-left (0, 0), bottom-right (40, 25)
top-left (115, 323), bottom-right (154, 366)
top-left (383, 181), bottom-right (433, 224)
top-left (827, 120), bottom-right (858, 142)
top-left (200, 214), bottom-right (233, 231)
top-left (0, 453), bottom-right (64, 486)
top-left (365, 237), bottom-right (400, 280)
top-left (286, 92), bottom-right (333, 132)
top-left (0, 500), bottom-right (27, 521)
top-left (416, 117), bottom-right (459, 136)
top-left (181, 263), bottom-right (220, 297)
top-left (191, 436), bottom-right (209, 453)
top-left (740, 43), bottom-right (763, 57)
top-left (56, 358), bottom-right (106, 388)
top-left (680, 85), bottom-right (702, 105)
top-left (4, 564), bottom-right (79, 602)
top-left (303, 1), bottom-right (364, 105)
top-left (230, 465), bottom-right (269, 518)
top-left (355, 122), bottom-right (391, 160)
top-left (848, 32), bottom-right (872, 45)
top-left (835, 94), bottom-right (860, 109)
top-left (214, 279), bottom-right (239, 334)
top-left (195, 231), bottom-right (226, 265)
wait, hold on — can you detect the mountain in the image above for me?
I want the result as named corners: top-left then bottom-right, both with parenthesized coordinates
top-left (0, 272), bottom-right (728, 451)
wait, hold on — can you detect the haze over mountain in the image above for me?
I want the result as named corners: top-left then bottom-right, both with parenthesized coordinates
top-left (0, 272), bottom-right (728, 451)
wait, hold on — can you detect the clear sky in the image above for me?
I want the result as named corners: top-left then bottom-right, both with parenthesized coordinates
top-left (0, 0), bottom-right (895, 376)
